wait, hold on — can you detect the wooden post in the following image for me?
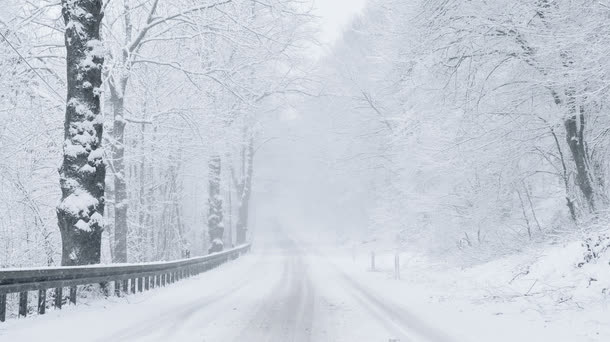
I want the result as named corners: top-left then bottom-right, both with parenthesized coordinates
top-left (156, 274), bottom-right (160, 287)
top-left (19, 291), bottom-right (28, 317)
top-left (371, 251), bottom-right (376, 271)
top-left (69, 286), bottom-right (77, 305)
top-left (54, 287), bottom-right (62, 309)
top-left (394, 253), bottom-right (400, 280)
top-left (145, 276), bottom-right (150, 291)
top-left (0, 293), bottom-right (6, 322)
top-left (38, 289), bottom-right (46, 314)
top-left (115, 280), bottom-right (121, 296)
top-left (138, 277), bottom-right (143, 292)
top-left (130, 278), bottom-right (136, 294)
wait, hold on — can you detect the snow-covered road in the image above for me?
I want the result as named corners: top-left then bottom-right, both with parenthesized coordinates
top-left (0, 229), bottom-right (456, 342)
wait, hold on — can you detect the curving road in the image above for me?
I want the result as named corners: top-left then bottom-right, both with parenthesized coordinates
top-left (0, 229), bottom-right (455, 342)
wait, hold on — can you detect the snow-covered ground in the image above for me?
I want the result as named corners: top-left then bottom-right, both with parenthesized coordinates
top-left (322, 238), bottom-right (610, 342)
top-left (1, 228), bottom-right (609, 341)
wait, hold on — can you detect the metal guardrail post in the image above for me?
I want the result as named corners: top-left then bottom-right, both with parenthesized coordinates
top-left (54, 287), bottom-right (62, 309)
top-left (0, 293), bottom-right (6, 322)
top-left (69, 286), bottom-right (77, 305)
top-left (38, 289), bottom-right (46, 314)
top-left (19, 292), bottom-right (27, 317)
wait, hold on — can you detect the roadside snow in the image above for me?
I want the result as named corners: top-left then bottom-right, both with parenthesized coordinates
top-left (322, 238), bottom-right (610, 342)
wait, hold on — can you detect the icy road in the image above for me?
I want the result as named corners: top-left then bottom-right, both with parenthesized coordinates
top-left (0, 229), bottom-right (457, 342)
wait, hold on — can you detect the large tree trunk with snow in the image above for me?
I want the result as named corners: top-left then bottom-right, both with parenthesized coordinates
top-left (208, 155), bottom-right (224, 253)
top-left (57, 0), bottom-right (106, 266)
top-left (236, 137), bottom-right (254, 245)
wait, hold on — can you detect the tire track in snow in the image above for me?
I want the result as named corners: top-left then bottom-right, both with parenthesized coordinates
top-left (231, 236), bottom-right (316, 342)
top-left (337, 269), bottom-right (457, 342)
top-left (294, 236), bottom-right (458, 342)
top-left (96, 245), bottom-right (271, 342)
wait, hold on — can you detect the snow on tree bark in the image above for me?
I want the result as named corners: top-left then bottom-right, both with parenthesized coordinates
top-left (57, 0), bottom-right (106, 266)
top-left (236, 135), bottom-right (254, 245)
top-left (208, 155), bottom-right (224, 253)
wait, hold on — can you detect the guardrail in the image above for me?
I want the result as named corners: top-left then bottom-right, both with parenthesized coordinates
top-left (0, 244), bottom-right (251, 322)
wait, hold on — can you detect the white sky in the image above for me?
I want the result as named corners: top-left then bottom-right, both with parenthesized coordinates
top-left (314, 0), bottom-right (368, 45)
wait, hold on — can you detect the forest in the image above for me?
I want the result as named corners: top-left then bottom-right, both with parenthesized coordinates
top-left (313, 0), bottom-right (610, 262)
top-left (2, 0), bottom-right (610, 340)
top-left (1, 0), bottom-right (314, 266)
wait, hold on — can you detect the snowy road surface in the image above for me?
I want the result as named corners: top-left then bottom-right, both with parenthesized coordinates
top-left (0, 229), bottom-right (456, 342)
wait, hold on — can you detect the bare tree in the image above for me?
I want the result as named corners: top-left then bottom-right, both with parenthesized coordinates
top-left (233, 131), bottom-right (254, 245)
top-left (207, 155), bottom-right (224, 253)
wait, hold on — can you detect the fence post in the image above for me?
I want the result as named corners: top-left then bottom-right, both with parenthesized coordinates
top-left (394, 253), bottom-right (400, 280)
top-left (371, 251), bottom-right (376, 271)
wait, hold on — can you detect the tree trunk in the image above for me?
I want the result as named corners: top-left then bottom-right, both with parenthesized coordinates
top-left (564, 93), bottom-right (595, 211)
top-left (108, 0), bottom-right (133, 263)
top-left (548, 124), bottom-right (577, 221)
top-left (208, 155), bottom-right (224, 253)
top-left (111, 93), bottom-right (128, 262)
top-left (236, 137), bottom-right (254, 244)
top-left (226, 174), bottom-right (233, 248)
top-left (57, 0), bottom-right (106, 266)
top-left (138, 121), bottom-right (148, 261)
